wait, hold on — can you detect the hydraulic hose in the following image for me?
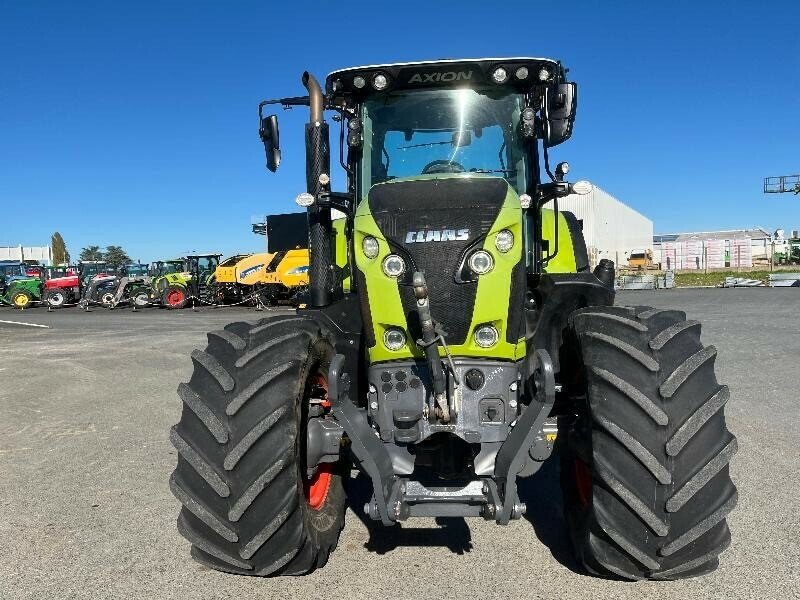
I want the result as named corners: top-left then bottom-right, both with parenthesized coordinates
top-left (413, 272), bottom-right (449, 422)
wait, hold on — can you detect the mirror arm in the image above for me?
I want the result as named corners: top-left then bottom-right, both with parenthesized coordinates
top-left (541, 141), bottom-right (556, 182)
top-left (535, 181), bottom-right (571, 207)
top-left (258, 96), bottom-right (311, 118)
top-left (317, 191), bottom-right (354, 216)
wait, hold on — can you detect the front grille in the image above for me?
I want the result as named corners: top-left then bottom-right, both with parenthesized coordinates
top-left (369, 177), bottom-right (507, 345)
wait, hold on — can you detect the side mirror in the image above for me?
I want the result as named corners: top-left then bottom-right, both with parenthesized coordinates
top-left (260, 114), bottom-right (281, 172)
top-left (544, 83), bottom-right (577, 147)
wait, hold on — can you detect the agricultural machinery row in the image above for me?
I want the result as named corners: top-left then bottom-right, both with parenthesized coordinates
top-left (0, 221), bottom-right (311, 311)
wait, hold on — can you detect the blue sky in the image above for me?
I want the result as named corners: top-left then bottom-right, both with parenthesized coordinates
top-left (1, 0), bottom-right (798, 262)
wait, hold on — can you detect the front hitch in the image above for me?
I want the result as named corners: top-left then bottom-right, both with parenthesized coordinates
top-left (411, 272), bottom-right (452, 422)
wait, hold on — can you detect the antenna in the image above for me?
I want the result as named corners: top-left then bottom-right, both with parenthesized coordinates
top-left (764, 174), bottom-right (800, 194)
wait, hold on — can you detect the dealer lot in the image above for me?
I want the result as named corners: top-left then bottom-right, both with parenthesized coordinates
top-left (1, 288), bottom-right (798, 599)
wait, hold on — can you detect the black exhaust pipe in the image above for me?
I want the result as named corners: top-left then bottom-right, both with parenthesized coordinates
top-left (302, 71), bottom-right (332, 307)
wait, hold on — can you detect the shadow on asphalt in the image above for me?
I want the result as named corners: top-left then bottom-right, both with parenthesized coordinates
top-left (346, 473), bottom-right (473, 554)
top-left (345, 454), bottom-right (583, 571)
top-left (517, 454), bottom-right (583, 574)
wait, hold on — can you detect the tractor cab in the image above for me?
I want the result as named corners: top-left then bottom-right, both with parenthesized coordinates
top-left (44, 265), bottom-right (77, 280)
top-left (150, 259), bottom-right (184, 277)
top-left (78, 261), bottom-right (113, 286)
top-left (184, 254), bottom-right (221, 285)
top-left (0, 261), bottom-right (29, 285)
top-left (120, 263), bottom-right (149, 278)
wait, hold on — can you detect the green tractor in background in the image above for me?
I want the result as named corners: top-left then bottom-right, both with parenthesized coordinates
top-left (147, 254), bottom-right (221, 309)
top-left (169, 58), bottom-right (738, 580)
top-left (0, 261), bottom-right (44, 309)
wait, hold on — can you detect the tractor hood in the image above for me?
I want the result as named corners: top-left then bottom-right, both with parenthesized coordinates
top-left (45, 275), bottom-right (79, 289)
top-left (354, 175), bottom-right (526, 363)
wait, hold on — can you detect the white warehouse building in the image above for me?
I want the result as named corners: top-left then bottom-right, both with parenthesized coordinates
top-left (0, 245), bottom-right (52, 265)
top-left (546, 184), bottom-right (653, 268)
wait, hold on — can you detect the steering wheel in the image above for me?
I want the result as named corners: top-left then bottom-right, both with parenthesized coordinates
top-left (421, 160), bottom-right (466, 174)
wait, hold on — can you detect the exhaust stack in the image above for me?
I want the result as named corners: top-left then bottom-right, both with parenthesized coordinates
top-left (302, 72), bottom-right (332, 307)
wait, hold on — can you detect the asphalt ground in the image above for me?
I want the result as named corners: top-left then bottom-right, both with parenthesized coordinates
top-left (1, 289), bottom-right (798, 599)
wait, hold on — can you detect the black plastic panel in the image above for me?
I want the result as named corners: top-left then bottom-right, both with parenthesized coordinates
top-left (368, 177), bottom-right (507, 345)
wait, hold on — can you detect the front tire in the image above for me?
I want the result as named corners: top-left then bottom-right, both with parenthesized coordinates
top-left (11, 290), bottom-right (32, 309)
top-left (560, 305), bottom-right (738, 580)
top-left (170, 315), bottom-right (346, 576)
top-left (100, 291), bottom-right (115, 308)
top-left (163, 286), bottom-right (188, 309)
top-left (132, 288), bottom-right (150, 308)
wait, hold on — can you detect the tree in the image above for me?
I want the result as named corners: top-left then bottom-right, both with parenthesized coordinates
top-left (79, 245), bottom-right (104, 262)
top-left (51, 232), bottom-right (70, 264)
top-left (104, 245), bottom-right (131, 269)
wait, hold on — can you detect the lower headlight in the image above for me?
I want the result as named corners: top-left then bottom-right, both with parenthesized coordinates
top-left (468, 250), bottom-right (494, 274)
top-left (382, 254), bottom-right (405, 277)
top-left (384, 328), bottom-right (406, 351)
top-left (474, 325), bottom-right (499, 348)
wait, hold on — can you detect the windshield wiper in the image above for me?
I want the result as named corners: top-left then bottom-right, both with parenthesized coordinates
top-left (469, 168), bottom-right (518, 175)
top-left (396, 140), bottom-right (453, 150)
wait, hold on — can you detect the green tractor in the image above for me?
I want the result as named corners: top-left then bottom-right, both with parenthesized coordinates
top-left (148, 254), bottom-right (221, 309)
top-left (774, 237), bottom-right (800, 265)
top-left (169, 58), bottom-right (738, 580)
top-left (0, 261), bottom-right (43, 309)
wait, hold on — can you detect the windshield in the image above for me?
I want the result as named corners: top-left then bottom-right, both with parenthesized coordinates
top-left (0, 264), bottom-right (26, 278)
top-left (123, 264), bottom-right (148, 276)
top-left (360, 88), bottom-right (528, 198)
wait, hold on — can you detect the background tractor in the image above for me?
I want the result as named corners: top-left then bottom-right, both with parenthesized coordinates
top-left (0, 260), bottom-right (43, 308)
top-left (44, 260), bottom-right (118, 308)
top-left (146, 254), bottom-right (221, 308)
top-left (170, 57), bottom-right (738, 581)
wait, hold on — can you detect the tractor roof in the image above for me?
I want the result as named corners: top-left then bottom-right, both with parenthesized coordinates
top-left (326, 57), bottom-right (563, 98)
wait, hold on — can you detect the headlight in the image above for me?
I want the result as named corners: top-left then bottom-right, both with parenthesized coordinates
top-left (384, 328), bottom-right (406, 351)
top-left (468, 250), bottom-right (494, 274)
top-left (286, 265), bottom-right (309, 275)
top-left (572, 180), bottom-right (593, 195)
top-left (538, 68), bottom-right (551, 81)
top-left (495, 230), bottom-right (514, 253)
top-left (515, 66), bottom-right (529, 80)
top-left (362, 236), bottom-right (379, 259)
top-left (295, 192), bottom-right (315, 207)
top-left (474, 325), bottom-right (499, 348)
top-left (491, 67), bottom-right (508, 84)
top-left (372, 73), bottom-right (388, 90)
top-left (353, 75), bottom-right (366, 89)
top-left (382, 254), bottom-right (405, 277)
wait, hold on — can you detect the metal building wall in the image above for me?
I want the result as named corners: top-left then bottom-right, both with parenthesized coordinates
top-left (545, 185), bottom-right (653, 267)
top-left (0, 245), bottom-right (53, 264)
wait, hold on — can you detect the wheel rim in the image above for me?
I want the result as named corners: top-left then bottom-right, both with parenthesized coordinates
top-left (306, 464), bottom-right (333, 510)
top-left (135, 293), bottom-right (148, 306)
top-left (102, 293), bottom-right (114, 305)
top-left (50, 292), bottom-right (64, 306)
top-left (13, 294), bottom-right (29, 307)
top-left (304, 373), bottom-right (333, 510)
top-left (167, 289), bottom-right (185, 306)
top-left (573, 458), bottom-right (593, 510)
